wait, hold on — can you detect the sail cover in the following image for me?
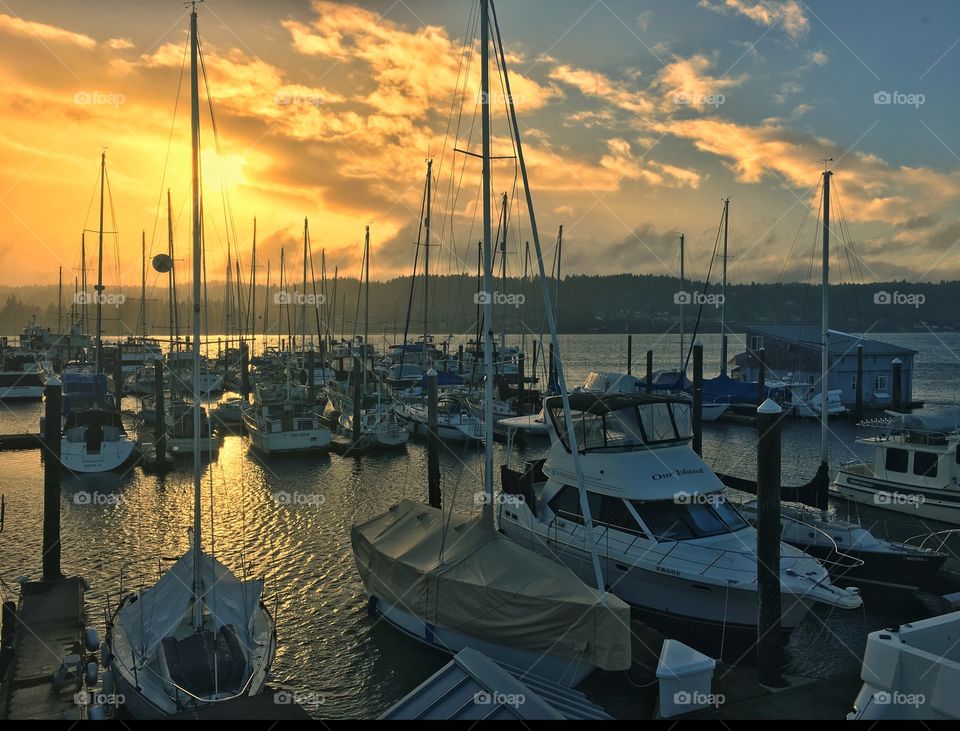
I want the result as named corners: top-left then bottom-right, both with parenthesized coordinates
top-left (352, 500), bottom-right (631, 671)
top-left (117, 550), bottom-right (264, 660)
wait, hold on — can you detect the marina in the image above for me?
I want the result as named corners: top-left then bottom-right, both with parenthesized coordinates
top-left (1, 0), bottom-right (959, 723)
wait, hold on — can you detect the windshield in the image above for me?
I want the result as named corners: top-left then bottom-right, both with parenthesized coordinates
top-left (551, 400), bottom-right (692, 452)
top-left (631, 494), bottom-right (748, 541)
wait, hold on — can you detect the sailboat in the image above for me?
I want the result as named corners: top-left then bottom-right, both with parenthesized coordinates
top-left (105, 6), bottom-right (276, 717)
top-left (352, 0), bottom-right (631, 687)
top-left (58, 151), bottom-right (136, 474)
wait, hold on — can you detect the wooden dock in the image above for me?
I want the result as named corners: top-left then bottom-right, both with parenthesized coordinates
top-left (0, 434), bottom-right (42, 451)
top-left (0, 577), bottom-right (86, 720)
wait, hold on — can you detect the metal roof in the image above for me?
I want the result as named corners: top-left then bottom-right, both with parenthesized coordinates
top-left (380, 648), bottom-right (613, 721)
top-left (744, 326), bottom-right (917, 356)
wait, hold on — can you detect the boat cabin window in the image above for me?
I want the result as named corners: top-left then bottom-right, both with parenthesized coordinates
top-left (885, 448), bottom-right (909, 473)
top-left (547, 487), bottom-right (648, 537)
top-left (631, 494), bottom-right (747, 541)
top-left (551, 400), bottom-right (691, 453)
top-left (913, 450), bottom-right (939, 478)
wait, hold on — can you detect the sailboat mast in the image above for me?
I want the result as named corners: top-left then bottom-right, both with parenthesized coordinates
top-left (57, 266), bottom-right (62, 338)
top-left (189, 3), bottom-right (203, 630)
top-left (480, 0), bottom-right (495, 521)
top-left (679, 233), bottom-right (685, 374)
top-left (141, 231), bottom-right (147, 340)
top-left (364, 225), bottom-right (370, 390)
top-left (81, 232), bottom-right (87, 338)
top-left (167, 189), bottom-right (178, 352)
top-left (251, 218), bottom-right (257, 356)
top-left (499, 192), bottom-right (508, 350)
top-left (301, 219), bottom-right (308, 356)
top-left (489, 0), bottom-right (607, 599)
top-left (423, 159), bottom-right (432, 368)
top-left (95, 151), bottom-right (106, 374)
top-left (821, 170), bottom-right (832, 468)
top-left (721, 199), bottom-right (729, 374)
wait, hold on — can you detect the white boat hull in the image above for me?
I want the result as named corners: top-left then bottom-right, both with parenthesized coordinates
top-left (60, 438), bottom-right (135, 473)
top-left (0, 385), bottom-right (44, 400)
top-left (835, 471), bottom-right (960, 525)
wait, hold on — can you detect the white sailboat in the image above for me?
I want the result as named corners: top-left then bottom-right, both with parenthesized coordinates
top-left (352, 0), bottom-right (631, 687)
top-left (105, 6), bottom-right (276, 717)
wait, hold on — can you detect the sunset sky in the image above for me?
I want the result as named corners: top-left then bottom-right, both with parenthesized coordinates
top-left (1, 0), bottom-right (958, 290)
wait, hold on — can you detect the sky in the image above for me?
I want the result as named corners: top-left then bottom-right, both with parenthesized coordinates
top-left (0, 0), bottom-right (958, 290)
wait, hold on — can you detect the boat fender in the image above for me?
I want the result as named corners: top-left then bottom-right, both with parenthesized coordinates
top-left (101, 643), bottom-right (111, 667)
top-left (102, 669), bottom-right (115, 694)
top-left (86, 661), bottom-right (99, 687)
top-left (88, 704), bottom-right (107, 720)
top-left (85, 627), bottom-right (100, 652)
top-left (366, 595), bottom-right (378, 616)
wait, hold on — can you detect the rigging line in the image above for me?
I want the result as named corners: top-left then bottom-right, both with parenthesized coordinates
top-left (149, 34), bottom-right (190, 254)
top-left (399, 178), bottom-right (428, 367)
top-left (683, 208), bottom-right (725, 373)
top-left (832, 183), bottom-right (867, 333)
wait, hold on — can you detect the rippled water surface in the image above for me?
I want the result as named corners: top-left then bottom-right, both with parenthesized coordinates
top-left (1, 332), bottom-right (958, 718)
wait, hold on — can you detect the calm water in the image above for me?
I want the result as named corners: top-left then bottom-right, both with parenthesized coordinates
top-left (1, 332), bottom-right (959, 718)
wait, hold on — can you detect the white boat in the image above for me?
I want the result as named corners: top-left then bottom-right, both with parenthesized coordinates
top-left (736, 499), bottom-right (947, 590)
top-left (337, 393), bottom-right (410, 449)
top-left (499, 392), bottom-right (862, 658)
top-left (579, 370), bottom-right (729, 422)
top-left (835, 409), bottom-right (960, 524)
top-left (499, 407), bottom-right (551, 440)
top-left (396, 394), bottom-right (484, 442)
top-left (105, 7), bottom-right (276, 716)
top-left (791, 387), bottom-right (847, 418)
top-left (167, 351), bottom-right (223, 395)
top-left (119, 337), bottom-right (164, 376)
top-left (352, 4), bottom-right (632, 688)
top-left (61, 407), bottom-right (136, 473)
top-left (242, 383), bottom-right (331, 455)
top-left (164, 399), bottom-right (219, 455)
top-left (0, 350), bottom-right (45, 400)
top-left (848, 610), bottom-right (960, 720)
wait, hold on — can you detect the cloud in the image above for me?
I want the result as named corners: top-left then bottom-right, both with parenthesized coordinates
top-left (106, 38), bottom-right (134, 50)
top-left (698, 0), bottom-right (809, 39)
top-left (549, 64), bottom-right (655, 116)
top-left (652, 54), bottom-right (745, 111)
top-left (0, 13), bottom-right (96, 48)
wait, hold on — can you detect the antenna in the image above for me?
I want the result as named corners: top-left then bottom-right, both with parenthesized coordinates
top-left (819, 157), bottom-right (834, 172)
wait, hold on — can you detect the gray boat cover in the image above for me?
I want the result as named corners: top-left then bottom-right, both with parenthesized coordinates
top-left (352, 500), bottom-right (631, 671)
top-left (117, 550), bottom-right (264, 659)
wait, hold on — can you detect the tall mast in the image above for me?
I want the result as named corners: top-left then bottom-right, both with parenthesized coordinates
top-left (821, 168), bottom-right (832, 473)
top-left (554, 224), bottom-right (563, 330)
top-left (320, 250), bottom-right (327, 348)
top-left (490, 0), bottom-right (607, 599)
top-left (262, 259), bottom-right (270, 345)
top-left (423, 159), bottom-right (432, 368)
top-left (95, 150), bottom-right (106, 374)
top-left (251, 218), bottom-right (257, 356)
top-left (167, 189), bottom-right (178, 352)
top-left (141, 231), bottom-right (147, 339)
top-left (720, 199), bottom-right (729, 374)
top-left (480, 0), bottom-right (495, 524)
top-left (301, 218), bottom-right (308, 356)
top-left (57, 266), bottom-right (62, 338)
top-left (80, 232), bottom-right (87, 338)
top-left (499, 192), bottom-right (508, 350)
top-left (679, 233), bottom-right (685, 374)
top-left (364, 225), bottom-right (370, 390)
top-left (189, 3), bottom-right (203, 630)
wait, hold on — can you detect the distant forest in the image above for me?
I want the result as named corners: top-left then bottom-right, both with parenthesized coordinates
top-left (0, 274), bottom-right (956, 339)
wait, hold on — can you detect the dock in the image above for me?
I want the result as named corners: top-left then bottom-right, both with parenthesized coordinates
top-left (0, 577), bottom-right (86, 721)
top-left (0, 433), bottom-right (42, 451)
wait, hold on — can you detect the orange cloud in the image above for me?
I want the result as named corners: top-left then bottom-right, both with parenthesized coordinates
top-left (0, 12), bottom-right (96, 48)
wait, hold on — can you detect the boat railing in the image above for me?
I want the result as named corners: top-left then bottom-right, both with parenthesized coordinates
top-left (903, 528), bottom-right (960, 554)
top-left (773, 512), bottom-right (866, 571)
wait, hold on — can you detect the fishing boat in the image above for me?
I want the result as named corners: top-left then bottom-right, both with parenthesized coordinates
top-left (835, 409), bottom-right (960, 524)
top-left (242, 383), bottom-right (331, 455)
top-left (105, 6), bottom-right (276, 716)
top-left (499, 392), bottom-right (862, 658)
top-left (352, 0), bottom-right (632, 688)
